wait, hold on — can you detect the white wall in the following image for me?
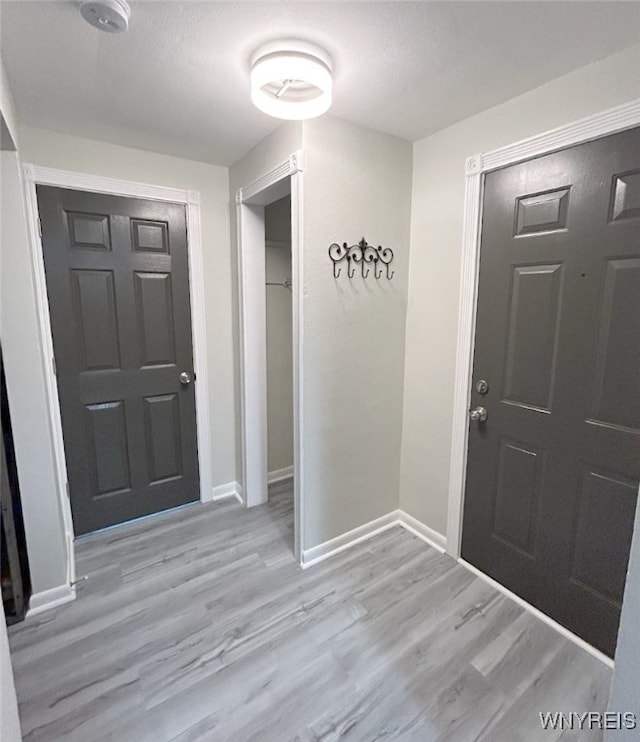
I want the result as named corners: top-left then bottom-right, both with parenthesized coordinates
top-left (1, 61), bottom-right (28, 731)
top-left (0, 606), bottom-right (21, 742)
top-left (1, 150), bottom-right (69, 594)
top-left (607, 488), bottom-right (640, 736)
top-left (265, 244), bottom-right (293, 473)
top-left (265, 194), bottom-right (291, 243)
top-left (230, 117), bottom-right (412, 549)
top-left (265, 197), bottom-right (293, 474)
top-left (0, 56), bottom-right (19, 148)
top-left (303, 116), bottom-right (412, 548)
top-left (1, 59), bottom-right (69, 597)
top-left (400, 43), bottom-right (640, 536)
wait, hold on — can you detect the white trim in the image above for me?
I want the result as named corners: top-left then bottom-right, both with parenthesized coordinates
top-left (27, 584), bottom-right (76, 617)
top-left (236, 150), bottom-right (304, 563)
top-left (209, 481), bottom-right (244, 505)
top-left (301, 511), bottom-right (400, 569)
top-left (268, 465), bottom-right (294, 485)
top-left (397, 510), bottom-right (447, 553)
top-left (290, 161), bottom-right (305, 565)
top-left (22, 164), bottom-right (215, 593)
top-left (301, 509), bottom-right (448, 569)
top-left (240, 152), bottom-right (303, 203)
top-left (447, 99), bottom-right (640, 559)
top-left (481, 99), bottom-right (640, 173)
top-left (459, 558), bottom-right (613, 668)
top-left (446, 158), bottom-right (483, 559)
top-left (236, 198), bottom-right (268, 509)
top-left (22, 165), bottom-right (76, 590)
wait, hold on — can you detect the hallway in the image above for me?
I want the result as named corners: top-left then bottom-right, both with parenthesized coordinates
top-left (8, 486), bottom-right (610, 741)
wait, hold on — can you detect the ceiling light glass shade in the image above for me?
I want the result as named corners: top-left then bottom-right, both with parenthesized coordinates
top-left (250, 43), bottom-right (333, 120)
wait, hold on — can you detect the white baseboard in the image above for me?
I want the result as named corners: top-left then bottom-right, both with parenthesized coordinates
top-left (459, 558), bottom-right (614, 668)
top-left (301, 511), bottom-right (400, 569)
top-left (28, 583), bottom-right (76, 617)
top-left (397, 510), bottom-right (447, 553)
top-left (208, 481), bottom-right (244, 505)
top-left (268, 465), bottom-right (294, 485)
top-left (301, 509), bottom-right (448, 569)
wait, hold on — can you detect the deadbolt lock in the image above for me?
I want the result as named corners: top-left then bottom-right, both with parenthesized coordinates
top-left (476, 379), bottom-right (489, 395)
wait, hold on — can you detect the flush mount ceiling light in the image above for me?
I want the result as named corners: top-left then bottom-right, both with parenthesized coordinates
top-left (80, 0), bottom-right (130, 33)
top-left (250, 40), bottom-right (333, 120)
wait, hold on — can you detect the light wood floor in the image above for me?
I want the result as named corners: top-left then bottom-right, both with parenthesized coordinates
top-left (8, 485), bottom-right (612, 741)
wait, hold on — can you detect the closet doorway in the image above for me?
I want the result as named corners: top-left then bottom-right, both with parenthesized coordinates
top-left (265, 196), bottom-right (294, 506)
top-left (236, 152), bottom-right (304, 562)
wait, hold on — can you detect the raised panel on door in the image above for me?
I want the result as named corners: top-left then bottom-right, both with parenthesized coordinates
top-left (38, 186), bottom-right (199, 534)
top-left (609, 169), bottom-right (640, 222)
top-left (85, 400), bottom-right (131, 497)
top-left (589, 258), bottom-right (640, 432)
top-left (502, 264), bottom-right (563, 412)
top-left (66, 211), bottom-right (111, 251)
top-left (514, 187), bottom-right (570, 236)
top-left (492, 439), bottom-right (544, 559)
top-left (143, 394), bottom-right (183, 484)
top-left (570, 468), bottom-right (637, 607)
top-left (71, 269), bottom-right (121, 371)
top-left (135, 272), bottom-right (177, 368)
top-left (463, 126), bottom-right (640, 657)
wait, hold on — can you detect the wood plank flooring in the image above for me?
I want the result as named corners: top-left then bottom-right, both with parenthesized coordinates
top-left (8, 486), bottom-right (612, 741)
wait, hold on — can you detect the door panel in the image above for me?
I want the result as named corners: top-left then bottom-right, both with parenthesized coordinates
top-left (492, 439), bottom-right (543, 558)
top-left (38, 187), bottom-right (199, 534)
top-left (86, 401), bottom-right (131, 496)
top-left (72, 269), bottom-right (120, 370)
top-left (143, 393), bottom-right (183, 483)
top-left (590, 258), bottom-right (640, 430)
top-left (462, 127), bottom-right (640, 657)
top-left (570, 468), bottom-right (637, 606)
top-left (135, 272), bottom-right (176, 366)
top-left (503, 263), bottom-right (563, 411)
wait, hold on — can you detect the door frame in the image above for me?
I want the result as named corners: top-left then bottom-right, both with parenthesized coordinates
top-left (447, 99), bottom-right (640, 563)
top-left (235, 151), bottom-right (304, 563)
top-left (22, 164), bottom-right (215, 586)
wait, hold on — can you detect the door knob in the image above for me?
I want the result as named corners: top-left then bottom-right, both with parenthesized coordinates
top-left (470, 406), bottom-right (488, 422)
top-left (179, 371), bottom-right (192, 385)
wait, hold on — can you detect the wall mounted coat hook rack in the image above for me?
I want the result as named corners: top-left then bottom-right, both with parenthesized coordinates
top-left (328, 237), bottom-right (395, 280)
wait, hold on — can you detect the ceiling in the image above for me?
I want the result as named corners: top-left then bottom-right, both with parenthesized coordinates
top-left (1, 1), bottom-right (639, 167)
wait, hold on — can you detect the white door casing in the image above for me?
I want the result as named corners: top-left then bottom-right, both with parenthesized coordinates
top-left (235, 151), bottom-right (304, 563)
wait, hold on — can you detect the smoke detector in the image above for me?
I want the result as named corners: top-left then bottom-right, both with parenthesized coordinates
top-left (250, 40), bottom-right (333, 120)
top-left (80, 0), bottom-right (130, 33)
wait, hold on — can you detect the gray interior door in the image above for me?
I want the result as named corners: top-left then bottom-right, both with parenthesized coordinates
top-left (38, 187), bottom-right (200, 535)
top-left (462, 127), bottom-right (640, 657)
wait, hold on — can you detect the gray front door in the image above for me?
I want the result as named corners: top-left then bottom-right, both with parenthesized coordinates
top-left (38, 187), bottom-right (200, 535)
top-left (462, 127), bottom-right (640, 657)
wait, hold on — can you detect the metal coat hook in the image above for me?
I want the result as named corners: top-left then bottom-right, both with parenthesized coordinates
top-left (347, 253), bottom-right (356, 278)
top-left (328, 237), bottom-right (395, 281)
top-left (374, 257), bottom-right (383, 279)
top-left (378, 246), bottom-right (395, 279)
top-left (328, 241), bottom-right (349, 278)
